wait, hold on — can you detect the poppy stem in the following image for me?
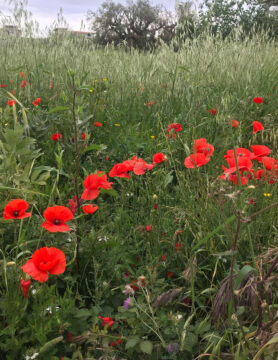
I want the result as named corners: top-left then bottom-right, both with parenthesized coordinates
top-left (71, 73), bottom-right (81, 273)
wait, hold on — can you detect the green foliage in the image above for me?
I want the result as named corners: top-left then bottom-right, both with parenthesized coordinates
top-left (87, 0), bottom-right (176, 51)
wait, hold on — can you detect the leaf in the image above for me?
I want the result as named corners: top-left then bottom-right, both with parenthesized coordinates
top-left (48, 106), bottom-right (69, 113)
top-left (125, 336), bottom-right (140, 350)
top-left (83, 144), bottom-right (107, 153)
top-left (234, 265), bottom-right (255, 290)
top-left (74, 308), bottom-right (91, 319)
top-left (139, 340), bottom-right (153, 354)
top-left (164, 171), bottom-right (173, 188)
top-left (153, 288), bottom-right (182, 308)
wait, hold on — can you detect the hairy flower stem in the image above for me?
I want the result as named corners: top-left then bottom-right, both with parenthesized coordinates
top-left (71, 74), bottom-right (81, 273)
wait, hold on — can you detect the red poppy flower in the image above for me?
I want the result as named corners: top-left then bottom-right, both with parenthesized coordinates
top-left (260, 157), bottom-right (278, 171)
top-left (224, 148), bottom-right (255, 160)
top-left (4, 199), bottom-right (32, 220)
top-left (230, 120), bottom-right (239, 128)
top-left (20, 80), bottom-right (27, 88)
top-left (253, 97), bottom-right (263, 104)
top-left (98, 316), bottom-right (114, 328)
top-left (82, 204), bottom-right (98, 214)
top-left (94, 122), bottom-right (102, 127)
top-left (32, 98), bottom-right (41, 106)
top-left (210, 108), bottom-right (218, 115)
top-left (193, 138), bottom-right (214, 157)
top-left (223, 157), bottom-right (253, 174)
top-left (251, 145), bottom-right (271, 159)
top-left (51, 133), bottom-right (61, 141)
top-left (154, 203), bottom-right (158, 210)
top-left (7, 100), bottom-right (16, 106)
top-left (81, 171), bottom-right (113, 200)
top-left (160, 254), bottom-right (166, 261)
top-left (19, 71), bottom-right (26, 78)
top-left (109, 163), bottom-right (131, 178)
top-left (184, 153), bottom-right (210, 168)
top-left (21, 247), bottom-right (66, 283)
top-left (153, 152), bottom-right (167, 164)
top-left (253, 121), bottom-right (264, 134)
top-left (167, 271), bottom-right (174, 278)
top-left (176, 242), bottom-right (183, 252)
top-left (133, 157), bottom-right (154, 175)
top-left (69, 196), bottom-right (82, 215)
top-left (42, 206), bottom-right (73, 232)
top-left (81, 132), bottom-right (86, 140)
top-left (168, 123), bottom-right (182, 138)
top-left (146, 225), bottom-right (151, 232)
top-left (21, 278), bottom-right (31, 298)
top-left (145, 100), bottom-right (154, 106)
top-left (110, 337), bottom-right (122, 347)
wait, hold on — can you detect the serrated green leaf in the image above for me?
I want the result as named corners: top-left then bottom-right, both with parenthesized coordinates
top-left (139, 340), bottom-right (153, 354)
top-left (125, 336), bottom-right (140, 350)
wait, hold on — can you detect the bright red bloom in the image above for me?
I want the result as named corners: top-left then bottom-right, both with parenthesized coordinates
top-left (51, 133), bottom-right (61, 141)
top-left (19, 71), bottom-right (26, 78)
top-left (223, 157), bottom-right (253, 174)
top-left (81, 132), bottom-right (86, 140)
top-left (210, 108), bottom-right (218, 115)
top-left (98, 316), bottom-right (114, 328)
top-left (82, 204), bottom-right (98, 214)
top-left (121, 156), bottom-right (154, 175)
top-left (193, 138), bottom-right (214, 157)
top-left (82, 171), bottom-right (113, 200)
top-left (153, 152), bottom-right (167, 164)
top-left (7, 100), bottom-right (16, 106)
top-left (154, 203), bottom-right (158, 210)
top-left (253, 97), bottom-right (263, 104)
top-left (21, 247), bottom-right (66, 283)
top-left (20, 80), bottom-right (27, 88)
top-left (230, 120), bottom-right (239, 128)
top-left (69, 196), bottom-right (82, 215)
top-left (146, 225), bottom-right (151, 232)
top-left (184, 153), bottom-right (210, 168)
top-left (168, 123), bottom-right (182, 138)
top-left (224, 148), bottom-right (255, 160)
top-left (167, 271), bottom-right (174, 278)
top-left (130, 279), bottom-right (139, 291)
top-left (176, 242), bottom-right (183, 252)
top-left (21, 278), bottom-right (31, 298)
top-left (94, 122), bottom-right (102, 127)
top-left (109, 163), bottom-right (131, 179)
top-left (4, 199), bottom-right (31, 220)
top-left (253, 121), bottom-right (264, 134)
top-left (42, 206), bottom-right (73, 232)
top-left (251, 145), bottom-right (271, 159)
top-left (110, 337), bottom-right (122, 347)
top-left (260, 157), bottom-right (278, 171)
top-left (32, 98), bottom-right (41, 106)
top-left (145, 100), bottom-right (154, 106)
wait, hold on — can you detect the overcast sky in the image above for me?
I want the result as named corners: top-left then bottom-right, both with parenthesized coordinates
top-left (0, 0), bottom-right (180, 33)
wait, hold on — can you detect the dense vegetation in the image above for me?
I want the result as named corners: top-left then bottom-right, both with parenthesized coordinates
top-left (0, 4), bottom-right (278, 359)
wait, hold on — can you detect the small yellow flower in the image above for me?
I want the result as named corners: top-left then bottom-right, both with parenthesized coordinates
top-left (150, 135), bottom-right (155, 139)
top-left (114, 123), bottom-right (120, 127)
top-left (103, 78), bottom-right (107, 82)
top-left (89, 89), bottom-right (94, 92)
top-left (264, 193), bottom-right (272, 197)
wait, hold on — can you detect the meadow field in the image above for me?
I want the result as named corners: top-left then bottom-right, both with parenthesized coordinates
top-left (0, 31), bottom-right (278, 359)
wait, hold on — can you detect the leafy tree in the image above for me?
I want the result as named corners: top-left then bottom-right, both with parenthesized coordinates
top-left (86, 0), bottom-right (176, 51)
top-left (198, 0), bottom-right (278, 39)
